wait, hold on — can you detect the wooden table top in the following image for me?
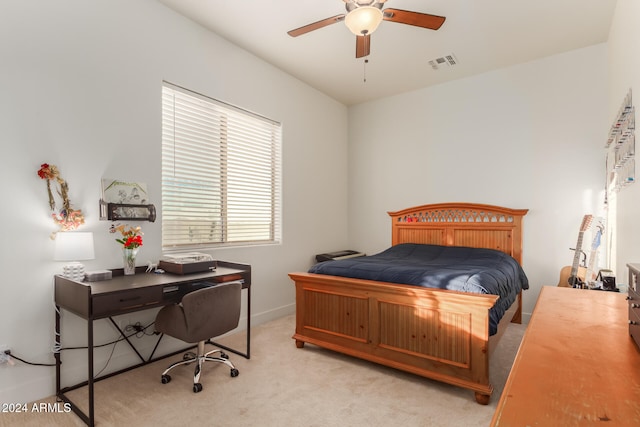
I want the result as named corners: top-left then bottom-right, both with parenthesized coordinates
top-left (491, 286), bottom-right (640, 426)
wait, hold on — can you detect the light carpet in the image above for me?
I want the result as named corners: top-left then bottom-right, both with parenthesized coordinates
top-left (0, 314), bottom-right (525, 427)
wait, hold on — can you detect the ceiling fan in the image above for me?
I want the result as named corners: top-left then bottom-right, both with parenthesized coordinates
top-left (287, 0), bottom-right (446, 58)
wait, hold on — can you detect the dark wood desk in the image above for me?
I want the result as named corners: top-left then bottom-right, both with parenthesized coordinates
top-left (54, 261), bottom-right (251, 427)
top-left (491, 286), bottom-right (640, 426)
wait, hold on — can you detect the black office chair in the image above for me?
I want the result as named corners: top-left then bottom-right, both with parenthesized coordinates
top-left (154, 282), bottom-right (241, 393)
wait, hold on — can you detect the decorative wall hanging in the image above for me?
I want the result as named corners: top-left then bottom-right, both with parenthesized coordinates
top-left (606, 89), bottom-right (635, 196)
top-left (37, 163), bottom-right (85, 235)
top-left (101, 179), bottom-right (149, 204)
top-left (99, 178), bottom-right (156, 222)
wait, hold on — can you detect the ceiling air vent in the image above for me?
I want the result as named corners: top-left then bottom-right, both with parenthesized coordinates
top-left (428, 54), bottom-right (458, 71)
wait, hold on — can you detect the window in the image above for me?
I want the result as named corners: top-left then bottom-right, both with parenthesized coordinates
top-left (161, 82), bottom-right (281, 250)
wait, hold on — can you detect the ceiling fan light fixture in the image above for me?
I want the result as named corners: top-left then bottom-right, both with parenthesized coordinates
top-left (345, 6), bottom-right (383, 36)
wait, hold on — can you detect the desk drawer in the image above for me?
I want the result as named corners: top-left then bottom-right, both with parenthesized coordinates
top-left (630, 308), bottom-right (640, 350)
top-left (93, 287), bottom-right (163, 318)
top-left (629, 287), bottom-right (640, 349)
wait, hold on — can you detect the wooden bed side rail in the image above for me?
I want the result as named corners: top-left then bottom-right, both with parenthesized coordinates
top-left (387, 203), bottom-right (528, 264)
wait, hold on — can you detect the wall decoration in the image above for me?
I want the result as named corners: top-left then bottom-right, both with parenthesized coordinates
top-left (37, 163), bottom-right (85, 234)
top-left (101, 179), bottom-right (148, 204)
top-left (100, 179), bottom-right (155, 222)
top-left (606, 89), bottom-right (635, 196)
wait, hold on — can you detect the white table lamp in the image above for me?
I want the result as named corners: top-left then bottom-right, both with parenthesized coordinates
top-left (54, 232), bottom-right (95, 281)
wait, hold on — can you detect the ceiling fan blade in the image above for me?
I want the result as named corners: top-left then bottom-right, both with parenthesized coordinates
top-left (356, 34), bottom-right (370, 58)
top-left (287, 15), bottom-right (345, 37)
top-left (382, 8), bottom-right (446, 30)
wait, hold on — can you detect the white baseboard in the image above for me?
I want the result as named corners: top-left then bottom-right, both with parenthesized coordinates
top-left (0, 372), bottom-right (54, 406)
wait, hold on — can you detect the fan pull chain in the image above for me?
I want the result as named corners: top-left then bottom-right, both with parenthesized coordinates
top-left (363, 59), bottom-right (369, 83)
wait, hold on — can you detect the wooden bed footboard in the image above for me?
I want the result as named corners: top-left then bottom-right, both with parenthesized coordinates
top-left (291, 203), bottom-right (528, 404)
top-left (290, 272), bottom-right (503, 403)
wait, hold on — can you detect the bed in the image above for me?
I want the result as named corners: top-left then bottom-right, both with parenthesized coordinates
top-left (289, 202), bottom-right (529, 404)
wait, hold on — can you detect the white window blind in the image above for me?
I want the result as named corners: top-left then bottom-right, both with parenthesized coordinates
top-left (161, 82), bottom-right (281, 250)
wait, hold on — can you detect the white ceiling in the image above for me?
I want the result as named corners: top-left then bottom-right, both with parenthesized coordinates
top-left (156, 0), bottom-right (617, 106)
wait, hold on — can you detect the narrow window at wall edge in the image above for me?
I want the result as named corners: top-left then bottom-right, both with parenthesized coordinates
top-left (161, 81), bottom-right (282, 250)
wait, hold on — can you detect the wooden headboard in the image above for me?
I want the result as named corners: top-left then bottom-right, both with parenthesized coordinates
top-left (388, 203), bottom-right (528, 264)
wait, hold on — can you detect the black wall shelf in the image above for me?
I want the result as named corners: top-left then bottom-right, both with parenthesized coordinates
top-left (99, 199), bottom-right (156, 222)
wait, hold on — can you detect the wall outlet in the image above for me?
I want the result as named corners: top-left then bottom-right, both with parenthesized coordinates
top-left (113, 317), bottom-right (136, 333)
top-left (0, 344), bottom-right (11, 365)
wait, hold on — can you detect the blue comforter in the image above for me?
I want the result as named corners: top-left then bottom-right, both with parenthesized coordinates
top-left (308, 243), bottom-right (529, 335)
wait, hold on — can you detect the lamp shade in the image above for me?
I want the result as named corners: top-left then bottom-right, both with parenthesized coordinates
top-left (345, 6), bottom-right (383, 36)
top-left (54, 232), bottom-right (95, 261)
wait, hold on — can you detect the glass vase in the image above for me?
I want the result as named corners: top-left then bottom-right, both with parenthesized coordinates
top-left (123, 247), bottom-right (139, 275)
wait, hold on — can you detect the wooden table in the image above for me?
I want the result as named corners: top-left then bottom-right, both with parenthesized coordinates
top-left (491, 286), bottom-right (640, 426)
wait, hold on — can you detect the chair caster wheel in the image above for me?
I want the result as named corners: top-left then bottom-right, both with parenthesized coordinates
top-left (220, 352), bottom-right (229, 359)
top-left (161, 374), bottom-right (171, 384)
top-left (183, 352), bottom-right (195, 361)
top-left (193, 383), bottom-right (203, 393)
top-left (230, 368), bottom-right (239, 377)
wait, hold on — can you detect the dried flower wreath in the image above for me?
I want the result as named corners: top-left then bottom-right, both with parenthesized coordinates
top-left (37, 163), bottom-right (85, 233)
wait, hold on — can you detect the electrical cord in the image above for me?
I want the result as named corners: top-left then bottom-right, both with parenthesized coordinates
top-left (2, 350), bottom-right (50, 367)
top-left (56, 321), bottom-right (156, 351)
top-left (10, 321), bottom-right (157, 371)
top-left (123, 322), bottom-right (157, 338)
top-left (93, 339), bottom-right (119, 378)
